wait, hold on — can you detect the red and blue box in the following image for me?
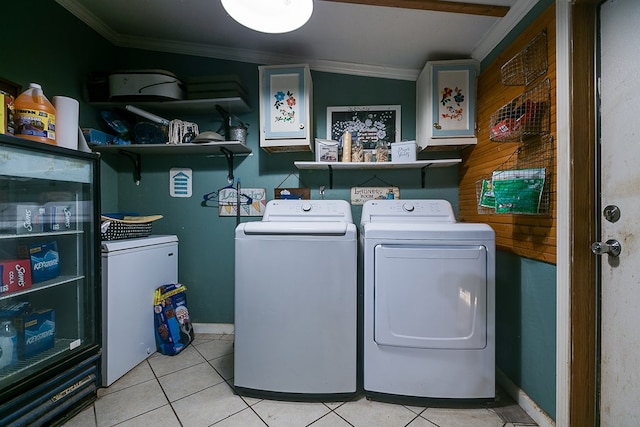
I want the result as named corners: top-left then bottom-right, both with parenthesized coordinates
top-left (0, 259), bottom-right (32, 295)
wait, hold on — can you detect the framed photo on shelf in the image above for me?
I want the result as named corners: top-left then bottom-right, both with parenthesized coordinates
top-left (326, 105), bottom-right (401, 149)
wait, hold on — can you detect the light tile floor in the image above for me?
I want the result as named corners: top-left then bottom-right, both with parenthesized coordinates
top-left (63, 334), bottom-right (538, 427)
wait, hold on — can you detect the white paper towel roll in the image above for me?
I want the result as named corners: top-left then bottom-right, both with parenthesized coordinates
top-left (53, 96), bottom-right (79, 150)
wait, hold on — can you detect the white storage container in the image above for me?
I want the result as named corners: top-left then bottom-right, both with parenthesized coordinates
top-left (315, 139), bottom-right (338, 162)
top-left (391, 140), bottom-right (417, 163)
top-left (109, 70), bottom-right (185, 101)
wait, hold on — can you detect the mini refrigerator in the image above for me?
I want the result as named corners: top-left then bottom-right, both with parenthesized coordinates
top-left (0, 135), bottom-right (101, 425)
top-left (101, 235), bottom-right (178, 386)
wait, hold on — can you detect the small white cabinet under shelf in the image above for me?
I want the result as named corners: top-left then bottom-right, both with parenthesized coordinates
top-left (416, 59), bottom-right (480, 152)
top-left (294, 159), bottom-right (461, 188)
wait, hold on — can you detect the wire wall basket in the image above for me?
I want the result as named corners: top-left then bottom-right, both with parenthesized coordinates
top-left (501, 30), bottom-right (548, 86)
top-left (476, 134), bottom-right (554, 216)
top-left (489, 78), bottom-right (550, 142)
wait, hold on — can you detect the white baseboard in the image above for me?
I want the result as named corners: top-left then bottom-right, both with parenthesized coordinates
top-left (496, 368), bottom-right (556, 427)
top-left (193, 323), bottom-right (235, 335)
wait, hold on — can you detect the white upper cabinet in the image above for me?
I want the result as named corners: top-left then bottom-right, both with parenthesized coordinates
top-left (259, 64), bottom-right (313, 153)
top-left (416, 59), bottom-right (480, 151)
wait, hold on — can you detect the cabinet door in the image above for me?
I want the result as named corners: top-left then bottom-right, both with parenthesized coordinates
top-left (259, 65), bottom-right (312, 152)
top-left (261, 66), bottom-right (308, 139)
top-left (431, 62), bottom-right (477, 138)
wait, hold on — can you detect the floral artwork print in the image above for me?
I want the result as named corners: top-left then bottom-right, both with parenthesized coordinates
top-left (273, 90), bottom-right (296, 123)
top-left (329, 109), bottom-right (397, 149)
top-left (440, 86), bottom-right (465, 121)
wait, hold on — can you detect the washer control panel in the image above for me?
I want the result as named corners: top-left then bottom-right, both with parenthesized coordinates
top-left (263, 199), bottom-right (353, 222)
top-left (361, 199), bottom-right (456, 224)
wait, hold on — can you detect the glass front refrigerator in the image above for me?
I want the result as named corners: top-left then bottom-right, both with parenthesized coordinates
top-left (0, 134), bottom-right (101, 425)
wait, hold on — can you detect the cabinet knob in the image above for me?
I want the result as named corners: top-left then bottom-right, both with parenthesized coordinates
top-left (299, 123), bottom-right (305, 130)
top-left (433, 122), bottom-right (441, 130)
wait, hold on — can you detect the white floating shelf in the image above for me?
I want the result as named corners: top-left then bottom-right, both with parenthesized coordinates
top-left (294, 159), bottom-right (461, 170)
top-left (294, 159), bottom-right (461, 188)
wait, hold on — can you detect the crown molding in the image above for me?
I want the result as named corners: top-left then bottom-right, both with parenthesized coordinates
top-left (116, 34), bottom-right (421, 81)
top-left (471, 0), bottom-right (540, 61)
top-left (55, 0), bottom-right (121, 44)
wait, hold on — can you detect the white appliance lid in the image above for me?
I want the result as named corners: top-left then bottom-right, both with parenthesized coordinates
top-left (360, 199), bottom-right (456, 225)
top-left (101, 234), bottom-right (178, 252)
top-left (241, 221), bottom-right (351, 235)
top-left (262, 199), bottom-right (353, 223)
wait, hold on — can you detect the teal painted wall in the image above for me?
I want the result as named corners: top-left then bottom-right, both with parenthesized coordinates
top-left (495, 251), bottom-right (557, 418)
top-left (103, 50), bottom-right (460, 323)
top-left (0, 0), bottom-right (120, 210)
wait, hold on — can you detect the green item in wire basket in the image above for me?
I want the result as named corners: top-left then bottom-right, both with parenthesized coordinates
top-left (492, 168), bottom-right (545, 214)
top-left (478, 179), bottom-right (496, 209)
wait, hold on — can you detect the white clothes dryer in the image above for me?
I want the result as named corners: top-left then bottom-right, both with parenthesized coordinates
top-left (235, 199), bottom-right (357, 397)
top-left (360, 199), bottom-right (495, 399)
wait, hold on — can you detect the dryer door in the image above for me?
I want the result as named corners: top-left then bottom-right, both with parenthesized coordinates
top-left (374, 244), bottom-right (487, 349)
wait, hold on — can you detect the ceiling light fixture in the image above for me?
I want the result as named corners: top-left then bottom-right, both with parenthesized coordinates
top-left (221, 0), bottom-right (314, 34)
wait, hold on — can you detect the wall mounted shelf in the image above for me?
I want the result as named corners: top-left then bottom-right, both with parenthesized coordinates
top-left (91, 141), bottom-right (251, 156)
top-left (92, 141), bottom-right (252, 184)
top-left (294, 159), bottom-right (461, 188)
top-left (91, 96), bottom-right (250, 115)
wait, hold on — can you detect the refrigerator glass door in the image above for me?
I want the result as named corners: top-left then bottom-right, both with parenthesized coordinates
top-left (0, 136), bottom-right (101, 406)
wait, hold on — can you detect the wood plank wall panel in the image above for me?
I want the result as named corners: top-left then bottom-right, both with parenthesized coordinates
top-left (459, 4), bottom-right (556, 264)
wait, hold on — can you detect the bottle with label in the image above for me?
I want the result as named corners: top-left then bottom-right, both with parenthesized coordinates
top-left (13, 83), bottom-right (56, 145)
top-left (0, 319), bottom-right (18, 370)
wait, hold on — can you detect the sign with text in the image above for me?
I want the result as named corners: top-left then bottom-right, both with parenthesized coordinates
top-left (350, 187), bottom-right (400, 205)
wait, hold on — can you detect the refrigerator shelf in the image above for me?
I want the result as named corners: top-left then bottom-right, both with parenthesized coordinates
top-left (0, 339), bottom-right (77, 386)
top-left (0, 275), bottom-right (85, 301)
top-left (0, 230), bottom-right (83, 240)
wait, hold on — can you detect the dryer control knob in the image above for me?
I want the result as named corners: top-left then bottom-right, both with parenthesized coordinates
top-left (302, 202), bottom-right (312, 212)
top-left (402, 203), bottom-right (415, 212)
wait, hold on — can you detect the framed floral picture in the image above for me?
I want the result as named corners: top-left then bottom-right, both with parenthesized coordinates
top-left (430, 62), bottom-right (477, 138)
top-left (326, 105), bottom-right (401, 149)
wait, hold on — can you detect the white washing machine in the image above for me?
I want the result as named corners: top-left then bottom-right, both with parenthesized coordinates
top-left (234, 199), bottom-right (357, 397)
top-left (361, 199), bottom-right (495, 399)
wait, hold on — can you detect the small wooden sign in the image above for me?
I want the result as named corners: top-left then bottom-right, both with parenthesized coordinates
top-left (350, 186), bottom-right (400, 205)
top-left (274, 187), bottom-right (311, 200)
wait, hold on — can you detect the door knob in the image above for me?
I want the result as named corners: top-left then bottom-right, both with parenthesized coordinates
top-left (591, 239), bottom-right (622, 257)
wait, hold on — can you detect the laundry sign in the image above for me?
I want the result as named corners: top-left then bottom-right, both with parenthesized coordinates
top-left (170, 168), bottom-right (192, 197)
top-left (350, 187), bottom-right (400, 205)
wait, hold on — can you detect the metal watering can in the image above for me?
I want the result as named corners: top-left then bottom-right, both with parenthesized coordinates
top-left (215, 104), bottom-right (249, 144)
